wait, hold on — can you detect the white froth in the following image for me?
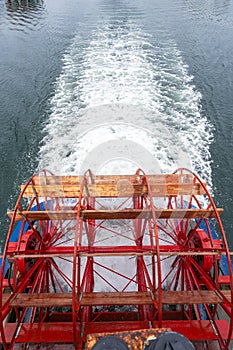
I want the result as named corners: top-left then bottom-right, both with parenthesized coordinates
top-left (39, 19), bottom-right (213, 185)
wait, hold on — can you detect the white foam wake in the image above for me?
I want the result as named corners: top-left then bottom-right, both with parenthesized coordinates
top-left (39, 19), bottom-right (213, 184)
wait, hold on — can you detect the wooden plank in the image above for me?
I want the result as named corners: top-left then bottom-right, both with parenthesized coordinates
top-left (31, 174), bottom-right (194, 185)
top-left (8, 208), bottom-right (224, 221)
top-left (10, 293), bottom-right (72, 307)
top-left (21, 184), bottom-right (81, 198)
top-left (9, 290), bottom-right (231, 308)
top-left (81, 290), bottom-right (231, 306)
top-left (81, 208), bottom-right (223, 220)
top-left (21, 182), bottom-right (204, 198)
top-left (81, 292), bottom-right (153, 306)
top-left (162, 290), bottom-right (224, 305)
top-left (10, 292), bottom-right (152, 307)
top-left (8, 210), bottom-right (78, 221)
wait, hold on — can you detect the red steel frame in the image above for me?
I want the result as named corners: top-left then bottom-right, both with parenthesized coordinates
top-left (0, 168), bottom-right (233, 349)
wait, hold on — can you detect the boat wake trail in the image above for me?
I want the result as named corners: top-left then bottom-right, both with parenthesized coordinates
top-left (39, 18), bottom-right (213, 185)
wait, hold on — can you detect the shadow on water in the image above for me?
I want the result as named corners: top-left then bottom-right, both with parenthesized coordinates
top-left (5, 0), bottom-right (44, 12)
top-left (5, 0), bottom-right (46, 30)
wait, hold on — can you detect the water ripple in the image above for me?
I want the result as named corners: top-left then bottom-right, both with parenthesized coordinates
top-left (4, 0), bottom-right (46, 32)
top-left (177, 0), bottom-right (233, 25)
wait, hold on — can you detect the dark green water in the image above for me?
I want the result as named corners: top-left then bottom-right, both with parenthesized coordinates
top-left (0, 0), bottom-right (233, 249)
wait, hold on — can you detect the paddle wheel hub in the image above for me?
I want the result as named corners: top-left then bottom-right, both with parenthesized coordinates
top-left (0, 168), bottom-right (233, 349)
top-left (18, 230), bottom-right (40, 276)
top-left (189, 229), bottom-right (213, 272)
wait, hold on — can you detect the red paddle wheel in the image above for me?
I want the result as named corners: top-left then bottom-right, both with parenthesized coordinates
top-left (0, 168), bottom-right (233, 349)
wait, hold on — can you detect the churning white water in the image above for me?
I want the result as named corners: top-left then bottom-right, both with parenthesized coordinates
top-left (39, 19), bottom-right (213, 183)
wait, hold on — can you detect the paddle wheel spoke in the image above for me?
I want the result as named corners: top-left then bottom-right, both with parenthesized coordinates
top-left (1, 168), bottom-right (233, 350)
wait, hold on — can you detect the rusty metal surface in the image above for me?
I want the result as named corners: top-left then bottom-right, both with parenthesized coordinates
top-left (86, 328), bottom-right (171, 350)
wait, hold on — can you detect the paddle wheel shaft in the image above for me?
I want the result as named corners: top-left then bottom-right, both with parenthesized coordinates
top-left (0, 168), bottom-right (233, 349)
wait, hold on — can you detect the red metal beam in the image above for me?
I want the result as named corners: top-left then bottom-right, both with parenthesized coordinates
top-left (2, 319), bottom-right (231, 344)
top-left (6, 244), bottom-right (225, 258)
